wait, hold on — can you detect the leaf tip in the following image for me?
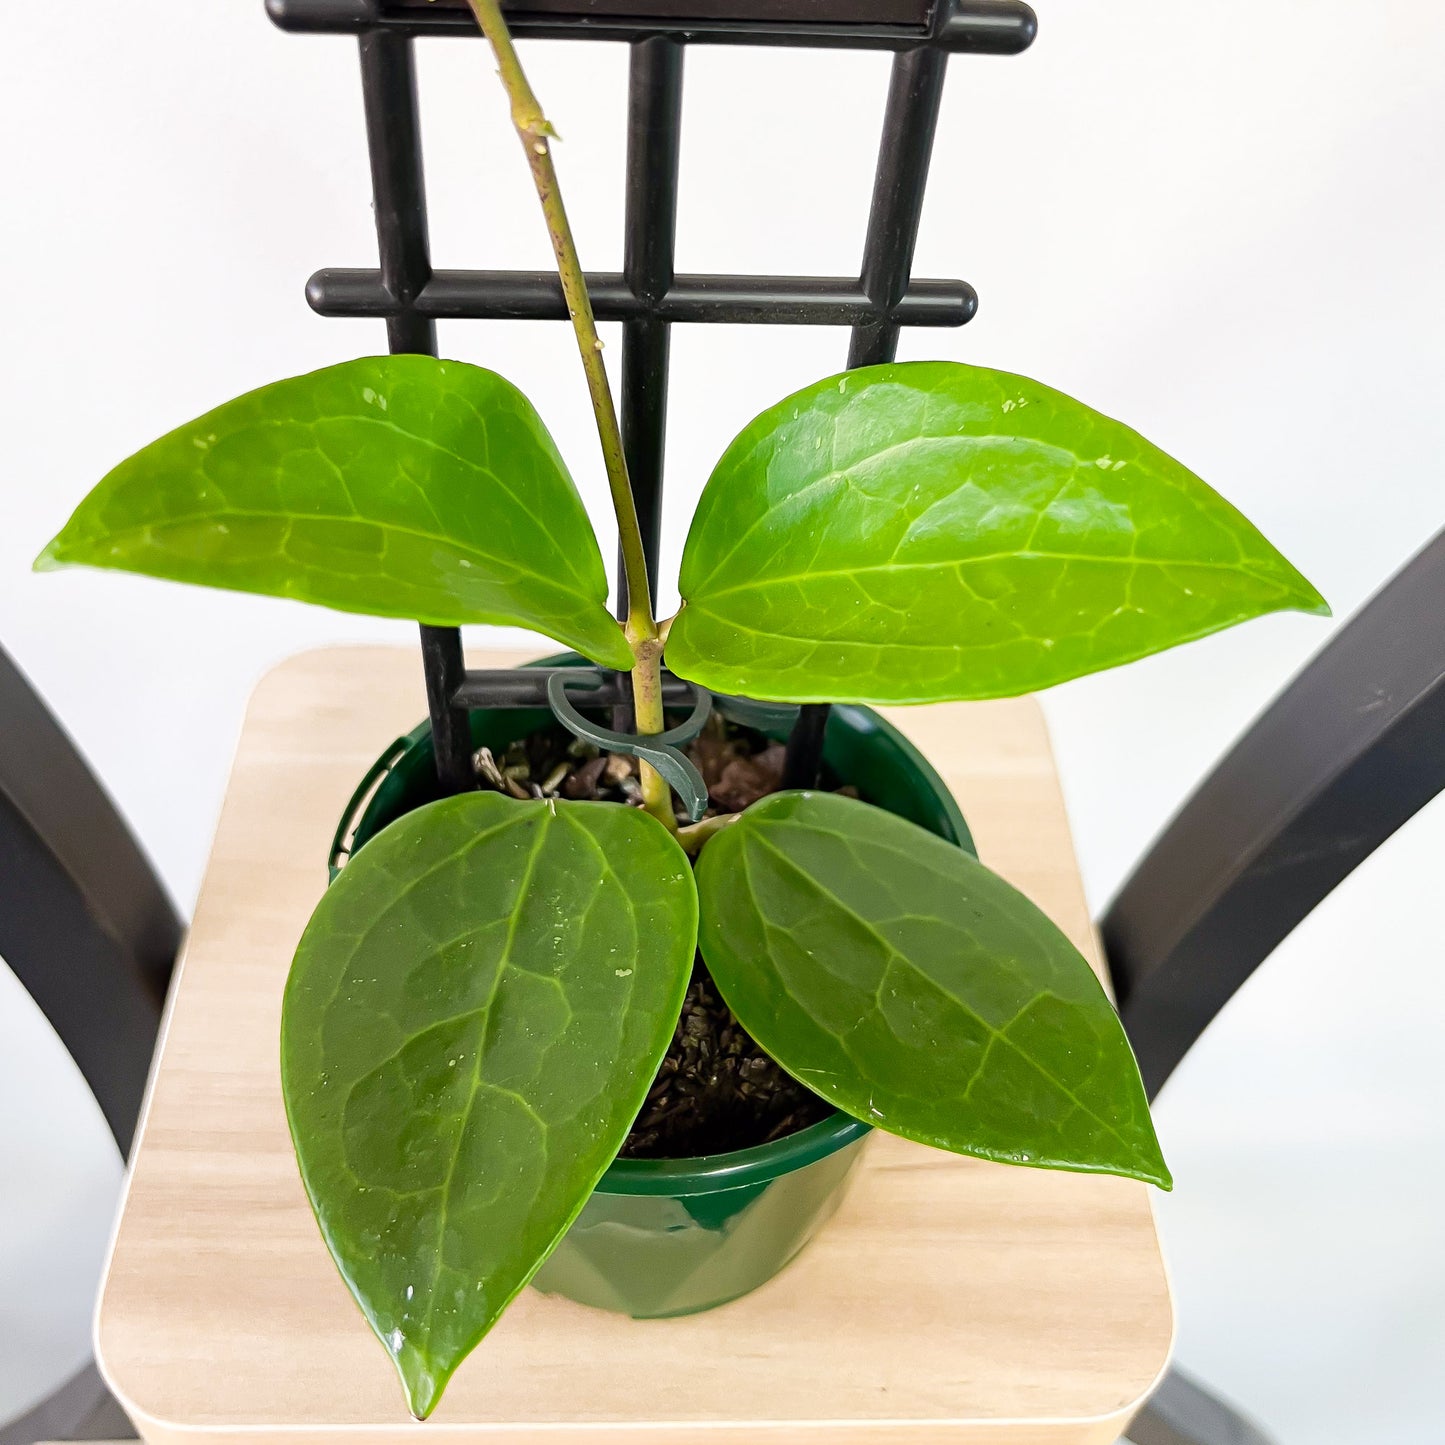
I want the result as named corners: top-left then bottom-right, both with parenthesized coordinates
top-left (1127, 1146), bottom-right (1173, 1191)
top-left (395, 1345), bottom-right (448, 1422)
top-left (1267, 551), bottom-right (1331, 620)
top-left (1278, 562), bottom-right (1331, 619)
top-left (1129, 1137), bottom-right (1173, 1192)
top-left (32, 536), bottom-right (68, 573)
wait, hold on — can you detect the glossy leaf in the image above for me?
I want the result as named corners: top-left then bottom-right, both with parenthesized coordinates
top-left (36, 355), bottom-right (633, 670)
top-left (694, 791), bottom-right (1170, 1188)
top-left (281, 792), bottom-right (696, 1418)
top-left (668, 360), bottom-right (1327, 702)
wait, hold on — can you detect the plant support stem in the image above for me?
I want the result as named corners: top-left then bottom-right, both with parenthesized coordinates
top-left (466, 0), bottom-right (674, 829)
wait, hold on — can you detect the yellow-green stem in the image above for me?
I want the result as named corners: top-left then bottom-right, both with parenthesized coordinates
top-left (466, 0), bottom-right (673, 830)
top-left (628, 635), bottom-right (672, 822)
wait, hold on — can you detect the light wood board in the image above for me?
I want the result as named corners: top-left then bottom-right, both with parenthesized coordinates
top-left (96, 647), bottom-right (1173, 1445)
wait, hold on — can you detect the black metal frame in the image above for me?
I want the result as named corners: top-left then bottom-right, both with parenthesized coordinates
top-left (1126, 1369), bottom-right (1274, 1445)
top-left (1108, 530), bottom-right (1445, 1445)
top-left (0, 645), bottom-right (183, 1445)
top-left (272, 0), bottom-right (1035, 792)
top-left (1104, 526), bottom-right (1445, 1102)
top-left (0, 646), bottom-right (181, 1156)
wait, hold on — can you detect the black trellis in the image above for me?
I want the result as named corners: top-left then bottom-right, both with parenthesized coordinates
top-left (269, 0), bottom-right (1037, 794)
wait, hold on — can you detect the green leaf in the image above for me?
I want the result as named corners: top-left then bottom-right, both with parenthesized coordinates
top-left (694, 791), bottom-right (1170, 1189)
top-left (668, 360), bottom-right (1327, 702)
top-left (36, 355), bottom-right (633, 670)
top-left (281, 792), bottom-right (696, 1419)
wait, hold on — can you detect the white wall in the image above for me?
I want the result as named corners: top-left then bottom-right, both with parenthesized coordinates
top-left (2, 2), bottom-right (1442, 1439)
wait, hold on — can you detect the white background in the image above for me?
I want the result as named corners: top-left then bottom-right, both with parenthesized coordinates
top-left (2, 2), bottom-right (1443, 1440)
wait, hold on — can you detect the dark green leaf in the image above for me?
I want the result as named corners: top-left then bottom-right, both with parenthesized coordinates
top-left (668, 361), bottom-right (1327, 702)
top-left (694, 791), bottom-right (1170, 1188)
top-left (36, 355), bottom-right (633, 670)
top-left (281, 792), bottom-right (696, 1418)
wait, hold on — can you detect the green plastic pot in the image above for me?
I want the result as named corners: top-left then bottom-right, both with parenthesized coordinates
top-left (330, 654), bottom-right (972, 1319)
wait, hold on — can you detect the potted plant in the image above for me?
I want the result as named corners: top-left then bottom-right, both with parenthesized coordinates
top-left (36, 0), bottom-right (1327, 1424)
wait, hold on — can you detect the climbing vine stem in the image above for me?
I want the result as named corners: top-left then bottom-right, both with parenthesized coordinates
top-left (466, 0), bottom-right (674, 829)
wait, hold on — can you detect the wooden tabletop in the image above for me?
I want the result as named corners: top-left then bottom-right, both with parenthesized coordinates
top-left (96, 647), bottom-right (1172, 1445)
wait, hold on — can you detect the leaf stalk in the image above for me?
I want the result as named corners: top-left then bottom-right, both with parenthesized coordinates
top-left (676, 811), bottom-right (740, 858)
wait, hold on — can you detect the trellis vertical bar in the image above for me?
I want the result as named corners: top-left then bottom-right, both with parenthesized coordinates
top-left (618, 36), bottom-right (685, 620)
top-left (781, 704), bottom-right (831, 790)
top-left (359, 31), bottom-right (437, 357)
top-left (786, 40), bottom-right (948, 790)
top-left (358, 30), bottom-right (473, 792)
top-left (848, 42), bottom-right (948, 369)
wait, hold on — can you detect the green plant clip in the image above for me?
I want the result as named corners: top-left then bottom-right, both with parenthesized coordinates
top-left (545, 670), bottom-right (712, 823)
top-left (713, 693), bottom-right (801, 732)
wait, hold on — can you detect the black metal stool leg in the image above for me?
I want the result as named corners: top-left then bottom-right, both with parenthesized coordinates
top-left (0, 1365), bottom-right (119, 1445)
top-left (1, 645), bottom-right (167, 1441)
top-left (1126, 1367), bottom-right (1275, 1445)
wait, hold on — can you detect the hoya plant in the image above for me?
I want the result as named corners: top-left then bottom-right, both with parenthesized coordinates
top-left (36, 0), bottom-right (1327, 1423)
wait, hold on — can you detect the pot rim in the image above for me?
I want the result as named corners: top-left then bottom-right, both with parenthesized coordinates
top-left (593, 1108), bottom-right (872, 1196)
top-left (330, 657), bottom-right (971, 875)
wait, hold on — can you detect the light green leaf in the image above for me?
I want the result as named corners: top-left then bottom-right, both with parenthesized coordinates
top-left (694, 791), bottom-right (1170, 1188)
top-left (668, 360), bottom-right (1327, 702)
top-left (281, 792), bottom-right (696, 1418)
top-left (36, 354), bottom-right (632, 670)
